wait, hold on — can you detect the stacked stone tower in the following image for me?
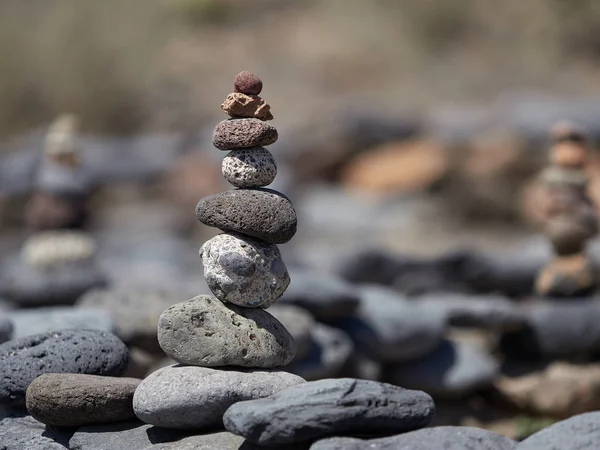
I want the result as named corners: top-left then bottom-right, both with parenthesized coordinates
top-left (535, 121), bottom-right (599, 297)
top-left (132, 72), bottom-right (304, 430)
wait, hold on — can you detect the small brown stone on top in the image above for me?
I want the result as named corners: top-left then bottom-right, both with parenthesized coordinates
top-left (234, 71), bottom-right (263, 95)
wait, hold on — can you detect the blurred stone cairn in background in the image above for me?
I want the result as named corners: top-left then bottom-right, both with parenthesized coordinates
top-left (2, 83), bottom-right (600, 449)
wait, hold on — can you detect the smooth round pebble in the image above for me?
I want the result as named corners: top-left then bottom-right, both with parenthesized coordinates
top-left (213, 119), bottom-right (278, 150)
top-left (223, 378), bottom-right (435, 446)
top-left (0, 329), bottom-right (129, 408)
top-left (26, 374), bottom-right (141, 427)
top-left (234, 71), bottom-right (263, 95)
top-left (133, 365), bottom-right (305, 430)
top-left (196, 188), bottom-right (297, 244)
top-left (200, 233), bottom-right (290, 308)
top-left (158, 295), bottom-right (296, 368)
top-left (310, 426), bottom-right (517, 450)
top-left (222, 147), bottom-right (277, 188)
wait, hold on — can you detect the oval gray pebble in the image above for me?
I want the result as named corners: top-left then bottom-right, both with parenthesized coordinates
top-left (222, 148), bottom-right (277, 188)
top-left (158, 295), bottom-right (296, 368)
top-left (213, 118), bottom-right (278, 150)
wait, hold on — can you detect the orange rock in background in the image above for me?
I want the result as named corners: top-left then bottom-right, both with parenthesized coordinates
top-left (339, 140), bottom-right (448, 195)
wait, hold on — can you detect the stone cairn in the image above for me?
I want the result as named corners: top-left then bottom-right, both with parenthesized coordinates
top-left (535, 121), bottom-right (599, 297)
top-left (132, 71), bottom-right (305, 430)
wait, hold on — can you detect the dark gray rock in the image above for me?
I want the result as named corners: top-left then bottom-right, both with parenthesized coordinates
top-left (0, 329), bottom-right (129, 408)
top-left (69, 420), bottom-right (191, 450)
top-left (332, 285), bottom-right (446, 363)
top-left (500, 300), bottom-right (600, 360)
top-left (417, 294), bottom-right (527, 330)
top-left (285, 323), bottom-right (354, 381)
top-left (223, 378), bottom-right (435, 446)
top-left (157, 296), bottom-right (296, 368)
top-left (196, 188), bottom-right (297, 244)
top-left (213, 118), bottom-right (278, 150)
top-left (0, 312), bottom-right (13, 343)
top-left (310, 426), bottom-right (517, 450)
top-left (9, 306), bottom-right (114, 339)
top-left (279, 269), bottom-right (360, 320)
top-left (0, 414), bottom-right (74, 450)
top-left (26, 374), bottom-right (140, 427)
top-left (517, 411), bottom-right (600, 450)
top-left (0, 258), bottom-right (108, 306)
top-left (77, 287), bottom-right (188, 353)
top-left (133, 365), bottom-right (305, 430)
top-left (269, 304), bottom-right (314, 360)
top-left (384, 339), bottom-right (499, 398)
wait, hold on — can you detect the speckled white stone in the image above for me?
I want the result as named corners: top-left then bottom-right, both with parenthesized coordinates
top-left (200, 233), bottom-right (290, 308)
top-left (222, 147), bottom-right (277, 188)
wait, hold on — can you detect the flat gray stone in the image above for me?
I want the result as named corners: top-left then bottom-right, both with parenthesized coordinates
top-left (0, 329), bottom-right (129, 408)
top-left (417, 294), bottom-right (527, 330)
top-left (310, 426), bottom-right (517, 450)
top-left (384, 339), bottom-right (499, 398)
top-left (285, 323), bottom-right (353, 381)
top-left (9, 306), bottom-right (114, 339)
top-left (332, 285), bottom-right (446, 363)
top-left (26, 374), bottom-right (140, 427)
top-left (133, 365), bottom-right (305, 430)
top-left (200, 233), bottom-right (290, 308)
top-left (213, 118), bottom-right (278, 150)
top-left (222, 148), bottom-right (277, 188)
top-left (196, 188), bottom-right (297, 244)
top-left (158, 295), bottom-right (296, 368)
top-left (501, 300), bottom-right (600, 360)
top-left (77, 287), bottom-right (187, 353)
top-left (517, 411), bottom-right (600, 450)
top-left (0, 414), bottom-right (73, 450)
top-left (0, 312), bottom-right (13, 343)
top-left (69, 420), bottom-right (190, 450)
top-left (223, 378), bottom-right (435, 446)
top-left (279, 269), bottom-right (360, 320)
top-left (268, 304), bottom-right (314, 360)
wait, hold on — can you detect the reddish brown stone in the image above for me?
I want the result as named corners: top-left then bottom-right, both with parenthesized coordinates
top-left (221, 93), bottom-right (273, 121)
top-left (25, 192), bottom-right (88, 231)
top-left (234, 71), bottom-right (263, 96)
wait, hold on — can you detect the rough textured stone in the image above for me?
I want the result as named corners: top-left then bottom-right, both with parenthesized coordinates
top-left (500, 299), bottom-right (600, 360)
top-left (0, 312), bottom-right (13, 343)
top-left (9, 306), bottom-right (114, 339)
top-left (221, 93), bottom-right (273, 121)
top-left (223, 378), bottom-right (435, 446)
top-left (285, 323), bottom-right (353, 381)
top-left (417, 294), bottom-right (527, 330)
top-left (26, 374), bottom-right (140, 427)
top-left (0, 257), bottom-right (107, 307)
top-left (133, 365), bottom-right (305, 430)
top-left (213, 119), bottom-right (277, 150)
top-left (0, 414), bottom-right (74, 450)
top-left (268, 304), bottom-right (314, 360)
top-left (517, 411), bottom-right (600, 450)
top-left (332, 285), bottom-right (446, 363)
top-left (200, 233), bottom-right (290, 308)
top-left (69, 420), bottom-right (190, 450)
top-left (196, 189), bottom-right (297, 244)
top-left (77, 287), bottom-right (185, 353)
top-left (385, 340), bottom-right (499, 398)
top-left (222, 147), bottom-right (277, 188)
top-left (279, 269), bottom-right (360, 320)
top-left (0, 329), bottom-right (129, 408)
top-left (234, 71), bottom-right (263, 95)
top-left (310, 426), bottom-right (517, 450)
top-left (158, 295), bottom-right (296, 368)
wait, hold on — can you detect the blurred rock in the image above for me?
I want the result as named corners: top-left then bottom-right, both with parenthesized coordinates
top-left (269, 304), bottom-right (315, 360)
top-left (496, 361), bottom-right (600, 419)
top-left (517, 411), bottom-right (600, 450)
top-left (384, 340), bottom-right (499, 398)
top-left (0, 313), bottom-right (12, 344)
top-left (124, 347), bottom-right (157, 379)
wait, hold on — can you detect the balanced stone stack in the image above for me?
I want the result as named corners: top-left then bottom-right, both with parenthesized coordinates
top-left (535, 121), bottom-right (599, 297)
top-left (132, 71), bottom-right (304, 430)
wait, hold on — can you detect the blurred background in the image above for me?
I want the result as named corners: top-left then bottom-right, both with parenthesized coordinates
top-left (4, 0), bottom-right (600, 442)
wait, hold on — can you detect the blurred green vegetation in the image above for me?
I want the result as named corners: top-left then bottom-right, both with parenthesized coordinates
top-left (2, 0), bottom-right (600, 138)
top-left (514, 415), bottom-right (557, 440)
